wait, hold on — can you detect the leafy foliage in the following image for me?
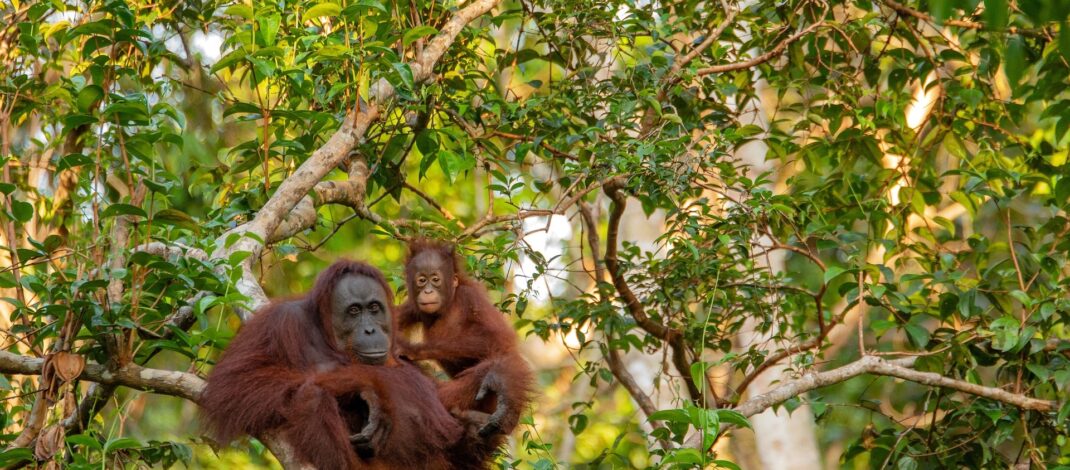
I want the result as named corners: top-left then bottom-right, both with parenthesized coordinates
top-left (1, 0), bottom-right (1069, 467)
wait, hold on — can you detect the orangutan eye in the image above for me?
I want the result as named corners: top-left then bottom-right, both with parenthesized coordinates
top-left (368, 303), bottom-right (380, 313)
top-left (348, 305), bottom-right (361, 316)
top-left (431, 275), bottom-right (440, 284)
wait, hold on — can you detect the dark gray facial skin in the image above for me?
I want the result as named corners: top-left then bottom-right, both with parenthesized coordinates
top-left (409, 251), bottom-right (455, 314)
top-left (330, 274), bottom-right (391, 365)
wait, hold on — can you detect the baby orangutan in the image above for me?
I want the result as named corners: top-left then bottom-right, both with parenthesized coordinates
top-left (397, 240), bottom-right (534, 445)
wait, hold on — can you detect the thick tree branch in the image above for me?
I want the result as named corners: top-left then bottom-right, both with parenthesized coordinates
top-left (735, 355), bottom-right (1055, 418)
top-left (0, 351), bottom-right (309, 467)
top-left (603, 183), bottom-right (673, 340)
top-left (269, 156), bottom-right (371, 243)
top-left (684, 355), bottom-right (1057, 448)
top-left (0, 350), bottom-right (205, 402)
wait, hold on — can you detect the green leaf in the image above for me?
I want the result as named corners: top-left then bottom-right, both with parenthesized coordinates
top-left (690, 362), bottom-right (709, 397)
top-left (101, 203), bottom-right (147, 219)
top-left (10, 200), bottom-right (33, 223)
top-left (437, 149), bottom-right (458, 183)
top-left (415, 129), bottom-right (439, 157)
top-left (0, 273), bottom-right (17, 288)
top-left (315, 44), bottom-right (349, 60)
top-left (1005, 36), bottom-right (1025, 88)
top-left (257, 12), bottom-right (281, 47)
top-left (57, 153), bottom-right (94, 172)
top-left (897, 456), bottom-right (919, 470)
top-left (649, 408), bottom-right (690, 424)
top-left (983, 0), bottom-right (1008, 30)
top-left (1027, 363), bottom-right (1051, 381)
top-left (715, 409), bottom-right (751, 429)
top-left (0, 448), bottom-right (32, 467)
top-left (904, 321), bottom-right (931, 348)
top-left (403, 25), bottom-right (438, 47)
top-left (305, 2), bottom-right (341, 20)
top-left (1059, 21), bottom-right (1070, 60)
top-left (929, 0), bottom-right (952, 22)
top-left (712, 460), bottom-right (742, 470)
top-left (392, 62), bottom-right (414, 88)
top-left (567, 413), bottom-right (587, 434)
top-left (354, 0), bottom-right (387, 13)
top-left (104, 437), bottom-right (142, 452)
top-left (823, 265), bottom-right (846, 285)
top-left (990, 315), bottom-right (1021, 351)
top-left (76, 85), bottom-right (104, 113)
top-left (662, 448), bottom-right (704, 465)
top-left (152, 208), bottom-right (199, 232)
top-left (224, 4), bottom-right (253, 19)
top-left (211, 47), bottom-right (248, 73)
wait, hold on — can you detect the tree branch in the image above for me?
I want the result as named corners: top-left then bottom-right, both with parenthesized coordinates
top-left (402, 181), bottom-right (456, 221)
top-left (603, 182), bottom-right (673, 340)
top-left (0, 352), bottom-right (309, 467)
top-left (0, 350), bottom-right (205, 402)
top-left (579, 200), bottom-right (671, 447)
top-left (695, 21), bottom-right (824, 76)
top-left (667, 7), bottom-right (740, 84)
top-left (135, 242), bottom-right (209, 261)
top-left (685, 355), bottom-right (1056, 448)
top-left (269, 156), bottom-right (371, 243)
top-left (736, 355), bottom-right (1054, 418)
top-left (602, 181), bottom-right (713, 405)
top-left (491, 130), bottom-right (578, 162)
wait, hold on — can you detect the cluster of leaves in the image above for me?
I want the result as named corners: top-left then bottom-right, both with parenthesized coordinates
top-left (516, 0), bottom-right (1070, 466)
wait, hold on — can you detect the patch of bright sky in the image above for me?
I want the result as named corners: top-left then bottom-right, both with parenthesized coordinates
top-left (511, 214), bottom-right (573, 301)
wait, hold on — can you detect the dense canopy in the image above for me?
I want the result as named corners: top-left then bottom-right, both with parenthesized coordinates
top-left (1, 0), bottom-right (1069, 467)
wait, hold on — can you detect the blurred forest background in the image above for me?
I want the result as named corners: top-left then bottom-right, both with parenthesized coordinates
top-left (1, 0), bottom-right (1070, 468)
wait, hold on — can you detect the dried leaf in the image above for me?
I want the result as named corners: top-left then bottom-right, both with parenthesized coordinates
top-left (39, 357), bottom-right (59, 400)
top-left (62, 390), bottom-right (76, 420)
top-left (52, 352), bottom-right (85, 383)
top-left (34, 425), bottom-right (65, 461)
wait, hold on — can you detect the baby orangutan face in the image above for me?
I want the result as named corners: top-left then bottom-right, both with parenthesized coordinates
top-left (408, 250), bottom-right (458, 315)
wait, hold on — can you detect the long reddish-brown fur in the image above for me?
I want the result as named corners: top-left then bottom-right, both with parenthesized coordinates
top-left (200, 259), bottom-right (478, 469)
top-left (397, 240), bottom-right (535, 454)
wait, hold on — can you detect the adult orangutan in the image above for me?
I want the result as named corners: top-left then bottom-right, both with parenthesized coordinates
top-left (397, 240), bottom-right (534, 445)
top-left (199, 260), bottom-right (492, 469)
